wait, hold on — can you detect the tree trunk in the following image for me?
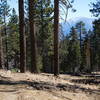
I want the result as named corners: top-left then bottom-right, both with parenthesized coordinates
top-left (0, 30), bottom-right (2, 69)
top-left (18, 0), bottom-right (26, 73)
top-left (54, 0), bottom-right (59, 76)
top-left (3, 9), bottom-right (9, 70)
top-left (0, 28), bottom-right (4, 69)
top-left (80, 23), bottom-right (82, 55)
top-left (86, 39), bottom-right (91, 72)
top-left (29, 0), bottom-right (38, 73)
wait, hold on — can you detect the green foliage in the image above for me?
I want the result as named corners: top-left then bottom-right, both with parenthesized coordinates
top-left (24, 0), bottom-right (54, 72)
top-left (11, 68), bottom-right (20, 73)
top-left (91, 19), bottom-right (100, 71)
top-left (7, 8), bottom-right (20, 68)
top-left (0, 0), bottom-right (99, 74)
top-left (90, 0), bottom-right (100, 17)
top-left (0, 0), bottom-right (10, 20)
top-left (35, 0), bottom-right (54, 72)
top-left (75, 21), bottom-right (87, 38)
top-left (60, 27), bottom-right (81, 73)
top-left (67, 27), bottom-right (81, 73)
top-left (75, 21), bottom-right (88, 72)
top-left (59, 35), bottom-right (70, 72)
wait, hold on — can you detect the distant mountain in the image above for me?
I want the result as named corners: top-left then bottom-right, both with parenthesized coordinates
top-left (61, 17), bottom-right (95, 34)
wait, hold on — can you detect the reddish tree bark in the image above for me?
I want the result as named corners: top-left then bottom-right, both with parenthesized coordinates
top-left (18, 0), bottom-right (26, 72)
top-left (29, 0), bottom-right (38, 73)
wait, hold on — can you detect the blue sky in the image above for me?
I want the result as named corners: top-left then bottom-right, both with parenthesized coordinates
top-left (8, 0), bottom-right (96, 19)
top-left (67, 0), bottom-right (96, 19)
top-left (8, 0), bottom-right (18, 13)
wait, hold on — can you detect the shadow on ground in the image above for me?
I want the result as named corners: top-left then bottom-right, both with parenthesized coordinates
top-left (71, 78), bottom-right (100, 85)
top-left (0, 75), bottom-right (100, 95)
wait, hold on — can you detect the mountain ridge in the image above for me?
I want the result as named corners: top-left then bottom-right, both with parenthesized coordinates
top-left (61, 17), bottom-right (96, 34)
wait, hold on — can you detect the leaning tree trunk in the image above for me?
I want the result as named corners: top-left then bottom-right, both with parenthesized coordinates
top-left (29, 0), bottom-right (38, 73)
top-left (18, 0), bottom-right (26, 73)
top-left (54, 0), bottom-right (59, 76)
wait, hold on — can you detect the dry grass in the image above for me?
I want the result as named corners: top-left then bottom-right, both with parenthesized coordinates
top-left (0, 70), bottom-right (100, 100)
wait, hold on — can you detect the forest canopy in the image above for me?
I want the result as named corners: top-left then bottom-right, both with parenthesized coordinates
top-left (0, 0), bottom-right (100, 75)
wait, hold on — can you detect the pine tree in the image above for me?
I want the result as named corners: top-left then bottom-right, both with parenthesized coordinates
top-left (90, 0), bottom-right (100, 72)
top-left (7, 8), bottom-right (20, 69)
top-left (75, 21), bottom-right (87, 72)
top-left (59, 35), bottom-right (70, 73)
top-left (0, 25), bottom-right (2, 68)
top-left (75, 21), bottom-right (86, 54)
top-left (92, 19), bottom-right (100, 71)
top-left (90, 0), bottom-right (100, 17)
top-left (24, 0), bottom-right (54, 72)
top-left (37, 0), bottom-right (53, 72)
top-left (0, 0), bottom-right (10, 69)
top-left (0, 22), bottom-right (4, 69)
top-left (83, 34), bottom-right (91, 72)
top-left (18, 0), bottom-right (26, 72)
top-left (67, 27), bottom-right (81, 74)
top-left (54, 0), bottom-right (59, 76)
top-left (29, 0), bottom-right (38, 73)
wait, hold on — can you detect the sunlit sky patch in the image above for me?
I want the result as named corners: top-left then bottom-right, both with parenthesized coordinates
top-left (8, 0), bottom-right (96, 20)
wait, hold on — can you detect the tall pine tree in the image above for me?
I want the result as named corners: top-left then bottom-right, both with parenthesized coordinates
top-left (54, 0), bottom-right (59, 76)
top-left (0, 0), bottom-right (10, 69)
top-left (67, 27), bottom-right (81, 74)
top-left (18, 0), bottom-right (26, 72)
top-left (29, 0), bottom-right (38, 73)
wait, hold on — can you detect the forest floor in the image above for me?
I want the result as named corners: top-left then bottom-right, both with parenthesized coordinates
top-left (0, 70), bottom-right (100, 100)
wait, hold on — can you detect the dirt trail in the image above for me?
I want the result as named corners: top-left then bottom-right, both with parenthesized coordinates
top-left (0, 70), bottom-right (100, 100)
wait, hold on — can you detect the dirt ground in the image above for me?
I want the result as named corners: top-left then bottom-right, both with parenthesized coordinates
top-left (0, 70), bottom-right (100, 100)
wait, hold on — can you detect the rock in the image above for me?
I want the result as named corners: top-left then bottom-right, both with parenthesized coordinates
top-left (7, 70), bottom-right (11, 75)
